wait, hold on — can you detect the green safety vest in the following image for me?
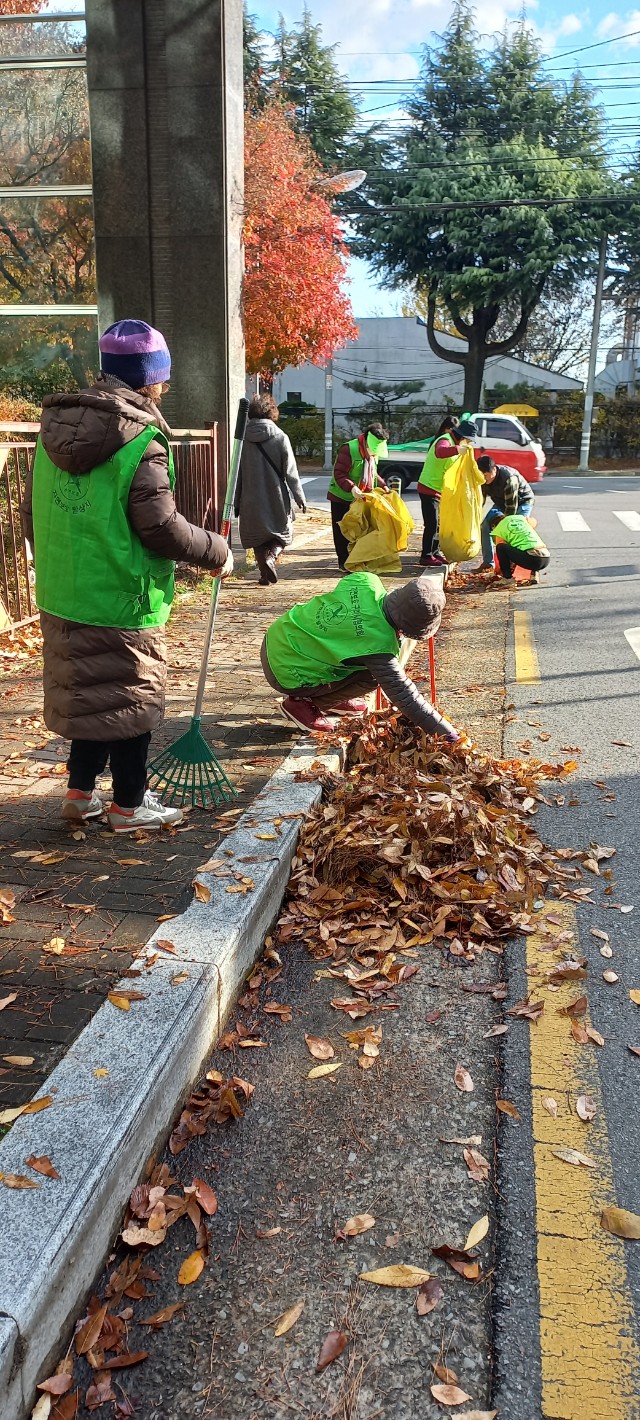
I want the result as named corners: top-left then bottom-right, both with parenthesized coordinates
top-left (265, 571), bottom-right (399, 689)
top-left (492, 515), bottom-right (543, 553)
top-left (327, 435), bottom-right (386, 502)
top-left (418, 431), bottom-right (457, 493)
top-left (31, 426), bottom-right (176, 629)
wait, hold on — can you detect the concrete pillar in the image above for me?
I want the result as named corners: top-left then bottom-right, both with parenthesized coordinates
top-left (84, 0), bottom-right (245, 471)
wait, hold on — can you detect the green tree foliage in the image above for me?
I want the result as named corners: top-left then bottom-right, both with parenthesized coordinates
top-left (353, 0), bottom-right (614, 407)
top-left (243, 6), bottom-right (269, 103)
top-left (272, 6), bottom-right (358, 167)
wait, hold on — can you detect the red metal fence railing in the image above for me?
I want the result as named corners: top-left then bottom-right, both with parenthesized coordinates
top-left (0, 422), bottom-right (220, 634)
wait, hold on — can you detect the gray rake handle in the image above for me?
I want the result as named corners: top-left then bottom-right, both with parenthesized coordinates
top-left (193, 397), bottom-right (249, 719)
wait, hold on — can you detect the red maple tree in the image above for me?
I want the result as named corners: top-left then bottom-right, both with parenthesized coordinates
top-left (243, 103), bottom-right (357, 376)
top-left (0, 1), bottom-right (44, 11)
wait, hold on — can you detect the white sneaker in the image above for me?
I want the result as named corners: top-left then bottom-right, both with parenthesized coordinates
top-left (61, 790), bottom-right (104, 822)
top-left (108, 789), bottom-right (183, 833)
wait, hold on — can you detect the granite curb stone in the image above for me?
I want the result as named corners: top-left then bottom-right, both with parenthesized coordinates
top-left (0, 741), bottom-right (340, 1419)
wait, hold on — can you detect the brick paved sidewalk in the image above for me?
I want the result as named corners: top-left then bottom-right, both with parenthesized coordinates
top-left (0, 506), bottom-right (354, 1109)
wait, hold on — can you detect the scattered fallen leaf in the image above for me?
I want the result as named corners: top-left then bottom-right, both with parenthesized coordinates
top-left (628, 1045), bottom-right (640, 1057)
top-left (600, 945), bottom-right (614, 959)
top-left (630, 991), bottom-right (640, 1006)
top-left (576, 1095), bottom-right (596, 1122)
top-left (433, 1361), bottom-right (459, 1385)
top-left (308, 1062), bottom-right (342, 1079)
top-left (304, 1035), bottom-right (334, 1060)
top-left (432, 1244), bottom-right (482, 1281)
top-left (0, 1173), bottom-right (40, 1189)
top-left (43, 937), bottom-right (65, 955)
top-left (496, 1099), bottom-right (521, 1121)
top-left (274, 1298), bottom-right (305, 1335)
top-left (155, 939), bottom-right (177, 955)
top-left (454, 1064), bottom-right (474, 1093)
top-left (76, 1303), bottom-right (108, 1355)
top-left (178, 1250), bottom-right (206, 1286)
top-left (193, 1179), bottom-right (218, 1216)
top-left (0, 992), bottom-right (18, 1012)
top-left (100, 1351), bottom-right (149, 1370)
top-left (315, 1329), bottom-right (347, 1373)
top-left (552, 1147), bottom-right (596, 1168)
top-left (85, 1373), bottom-right (115, 1410)
top-left (139, 1303), bottom-right (183, 1328)
top-left (559, 995), bottom-right (588, 1018)
top-left (591, 928), bottom-right (609, 942)
top-left (93, 1068), bottom-right (109, 1078)
top-left (601, 1206), bottom-right (640, 1239)
top-left (464, 1216), bottom-right (489, 1251)
top-left (36, 1375), bottom-right (72, 1398)
top-left (416, 1278), bottom-right (444, 1315)
top-left (256, 1226), bottom-right (282, 1239)
top-left (343, 1212), bottom-right (376, 1237)
top-left (602, 969), bottom-right (619, 984)
top-left (3, 1055), bottom-right (34, 1066)
top-left (121, 1225), bottom-right (167, 1248)
top-left (586, 1026), bottom-right (605, 1047)
top-left (430, 1383), bottom-right (472, 1406)
top-left (506, 997), bottom-right (544, 1022)
top-left (193, 880), bottom-right (212, 903)
top-left (25, 1155), bottom-right (60, 1180)
top-left (542, 1098), bottom-right (558, 1118)
top-left (455, 1413), bottom-right (498, 1419)
top-left (483, 1024), bottom-right (508, 1038)
top-left (30, 1397), bottom-right (53, 1420)
top-left (360, 1264), bottom-right (431, 1287)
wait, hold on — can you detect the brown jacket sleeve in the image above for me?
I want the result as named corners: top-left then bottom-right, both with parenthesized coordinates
top-left (127, 440), bottom-right (229, 569)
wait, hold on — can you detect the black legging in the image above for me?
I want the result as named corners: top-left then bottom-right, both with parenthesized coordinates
top-left (496, 544), bottom-right (550, 580)
top-left (419, 490), bottom-right (440, 560)
top-left (330, 500), bottom-right (351, 569)
top-left (67, 732), bottom-right (151, 808)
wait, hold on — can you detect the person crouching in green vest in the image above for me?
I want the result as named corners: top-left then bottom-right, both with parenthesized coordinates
top-left (491, 515), bottom-right (550, 585)
top-left (21, 319), bottom-right (232, 833)
top-left (260, 570), bottom-right (460, 739)
top-left (328, 423), bottom-right (390, 570)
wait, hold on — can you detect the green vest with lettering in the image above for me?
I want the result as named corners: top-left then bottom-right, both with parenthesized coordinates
top-left (418, 431), bottom-right (457, 493)
top-left (265, 571), bottom-right (399, 689)
top-left (328, 436), bottom-right (383, 503)
top-left (31, 426), bottom-right (176, 629)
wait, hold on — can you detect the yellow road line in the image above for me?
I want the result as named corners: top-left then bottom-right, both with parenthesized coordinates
top-left (514, 608), bottom-right (541, 683)
top-left (527, 903), bottom-right (640, 1418)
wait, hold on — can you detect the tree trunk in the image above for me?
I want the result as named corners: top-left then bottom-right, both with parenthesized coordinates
top-left (462, 345), bottom-right (485, 411)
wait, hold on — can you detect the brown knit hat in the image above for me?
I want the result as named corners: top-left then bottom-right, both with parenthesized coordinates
top-left (383, 578), bottom-right (445, 640)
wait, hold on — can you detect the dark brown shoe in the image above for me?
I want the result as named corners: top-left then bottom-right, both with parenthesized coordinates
top-left (264, 554), bottom-right (278, 584)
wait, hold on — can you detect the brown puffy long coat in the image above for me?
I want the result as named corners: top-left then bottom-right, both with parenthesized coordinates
top-left (21, 377), bottom-right (228, 742)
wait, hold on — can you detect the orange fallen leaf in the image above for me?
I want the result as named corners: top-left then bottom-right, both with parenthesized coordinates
top-left (25, 1155), bottom-right (60, 1180)
top-left (139, 1303), bottom-right (184, 1327)
top-left (76, 1303), bottom-right (108, 1355)
top-left (496, 1099), bottom-right (521, 1121)
top-left (601, 1206), bottom-right (640, 1239)
top-left (0, 1173), bottom-right (40, 1189)
top-left (274, 1298), bottom-right (305, 1335)
top-left (304, 1035), bottom-right (335, 1060)
top-left (193, 881), bottom-right (211, 903)
top-left (416, 1278), bottom-right (444, 1315)
top-left (315, 1329), bottom-right (347, 1373)
top-left (430, 1382), bottom-right (472, 1406)
top-left (36, 1374), bottom-right (72, 1397)
top-left (178, 1249), bottom-right (206, 1285)
top-left (193, 1178), bottom-right (218, 1216)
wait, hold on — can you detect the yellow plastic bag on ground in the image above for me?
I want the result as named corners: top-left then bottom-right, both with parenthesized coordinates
top-left (340, 489), bottom-right (415, 575)
top-left (438, 447), bottom-right (484, 563)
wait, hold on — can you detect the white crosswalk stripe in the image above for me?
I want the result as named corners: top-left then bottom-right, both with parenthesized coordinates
top-left (624, 627), bottom-right (640, 662)
top-left (556, 511), bottom-right (591, 531)
top-left (613, 511), bottom-right (640, 531)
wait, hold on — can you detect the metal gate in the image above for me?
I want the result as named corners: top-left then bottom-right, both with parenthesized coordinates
top-left (0, 422), bottom-right (220, 633)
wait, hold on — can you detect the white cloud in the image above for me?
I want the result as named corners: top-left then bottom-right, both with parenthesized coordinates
top-left (596, 11), bottom-right (621, 34)
top-left (557, 13), bottom-right (583, 35)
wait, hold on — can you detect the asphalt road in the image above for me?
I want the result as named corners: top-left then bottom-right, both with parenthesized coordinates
top-left (495, 474), bottom-right (640, 1419)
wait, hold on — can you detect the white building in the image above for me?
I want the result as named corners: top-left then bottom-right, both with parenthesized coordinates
top-left (272, 315), bottom-right (582, 414)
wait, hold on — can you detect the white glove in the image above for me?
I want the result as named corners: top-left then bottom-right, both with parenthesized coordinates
top-left (215, 548), bottom-right (234, 579)
top-left (351, 485), bottom-right (364, 500)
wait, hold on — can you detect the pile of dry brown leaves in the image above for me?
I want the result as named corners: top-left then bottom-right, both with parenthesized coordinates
top-left (275, 712), bottom-right (580, 997)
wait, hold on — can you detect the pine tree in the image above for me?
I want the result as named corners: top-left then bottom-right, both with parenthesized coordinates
top-left (272, 7), bottom-right (358, 168)
top-left (353, 2), bottom-right (615, 407)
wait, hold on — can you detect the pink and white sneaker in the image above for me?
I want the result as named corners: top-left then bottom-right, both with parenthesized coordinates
top-left (279, 697), bottom-right (338, 734)
top-left (60, 789), bottom-right (104, 822)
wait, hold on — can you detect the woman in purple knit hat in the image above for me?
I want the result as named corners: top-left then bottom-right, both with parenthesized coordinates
top-left (21, 318), bottom-right (232, 833)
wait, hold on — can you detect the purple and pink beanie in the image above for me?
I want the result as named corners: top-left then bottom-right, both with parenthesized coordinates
top-left (99, 319), bottom-right (171, 390)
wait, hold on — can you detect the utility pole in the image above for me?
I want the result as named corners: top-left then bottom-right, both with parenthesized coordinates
top-left (323, 359), bottom-right (333, 472)
top-left (579, 233), bottom-right (607, 472)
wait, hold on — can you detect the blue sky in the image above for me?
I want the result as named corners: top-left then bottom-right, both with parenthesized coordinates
top-left (249, 0), bottom-right (640, 320)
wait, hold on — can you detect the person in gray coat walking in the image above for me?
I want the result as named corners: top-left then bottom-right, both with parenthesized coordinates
top-left (235, 394), bottom-right (307, 584)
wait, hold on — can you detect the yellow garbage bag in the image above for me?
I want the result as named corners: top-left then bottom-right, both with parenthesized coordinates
top-left (438, 447), bottom-right (484, 563)
top-left (340, 489), bottom-right (415, 575)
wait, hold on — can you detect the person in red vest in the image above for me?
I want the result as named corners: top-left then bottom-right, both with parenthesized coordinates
top-left (327, 423), bottom-right (389, 569)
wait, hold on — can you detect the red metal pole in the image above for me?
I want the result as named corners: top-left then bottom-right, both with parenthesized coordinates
top-left (429, 638), bottom-right (437, 705)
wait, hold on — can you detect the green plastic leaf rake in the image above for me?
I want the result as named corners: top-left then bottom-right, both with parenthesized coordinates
top-left (148, 398), bottom-right (249, 808)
